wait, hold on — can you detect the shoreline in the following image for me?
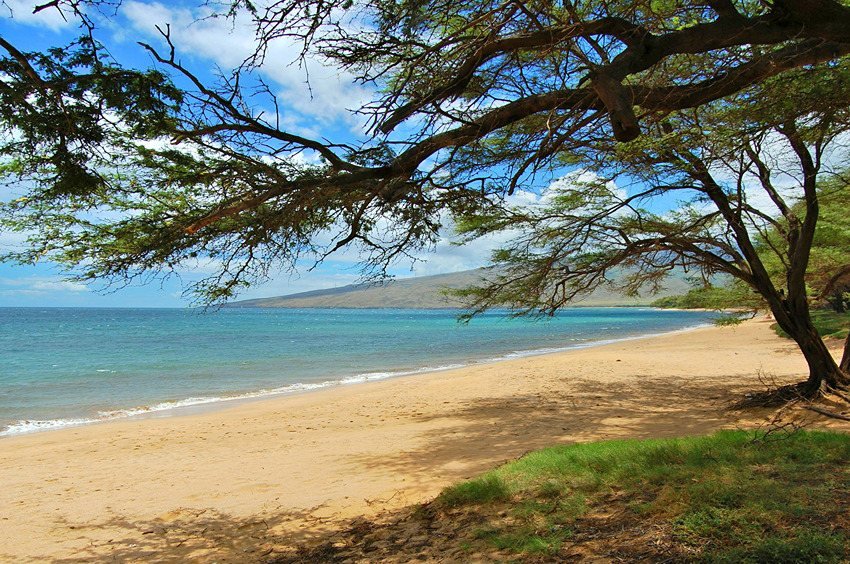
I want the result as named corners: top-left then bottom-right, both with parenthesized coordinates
top-left (0, 317), bottom-right (715, 439)
top-left (2, 317), bottom-right (845, 561)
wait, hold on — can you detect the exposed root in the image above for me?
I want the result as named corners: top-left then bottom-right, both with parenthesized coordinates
top-left (733, 382), bottom-right (810, 409)
top-left (803, 405), bottom-right (850, 421)
top-left (733, 370), bottom-right (850, 425)
top-left (735, 368), bottom-right (850, 410)
top-left (830, 388), bottom-right (850, 404)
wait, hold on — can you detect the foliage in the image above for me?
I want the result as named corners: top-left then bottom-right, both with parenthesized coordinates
top-left (454, 62), bottom-right (850, 316)
top-left (436, 430), bottom-right (850, 560)
top-left (711, 313), bottom-right (747, 326)
top-left (2, 0), bottom-right (850, 302)
top-left (0, 35), bottom-right (180, 196)
top-left (451, 58), bottom-right (850, 389)
top-left (758, 178), bottom-right (850, 313)
top-left (651, 282), bottom-right (763, 311)
top-left (773, 309), bottom-right (850, 340)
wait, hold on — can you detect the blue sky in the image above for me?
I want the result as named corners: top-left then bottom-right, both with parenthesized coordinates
top-left (0, 1), bottom-right (518, 307)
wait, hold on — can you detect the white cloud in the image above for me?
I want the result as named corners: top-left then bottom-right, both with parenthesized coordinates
top-left (545, 169), bottom-right (627, 200)
top-left (0, 275), bottom-right (88, 294)
top-left (2, 0), bottom-right (75, 30)
top-left (407, 238), bottom-right (500, 277)
top-left (120, 1), bottom-right (372, 129)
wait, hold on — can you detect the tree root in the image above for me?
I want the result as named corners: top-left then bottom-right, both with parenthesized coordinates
top-left (830, 389), bottom-right (850, 404)
top-left (734, 374), bottom-right (850, 423)
top-left (733, 382), bottom-right (811, 409)
top-left (803, 405), bottom-right (850, 421)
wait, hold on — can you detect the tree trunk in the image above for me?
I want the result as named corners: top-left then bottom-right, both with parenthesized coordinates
top-left (765, 295), bottom-right (849, 394)
top-left (792, 323), bottom-right (848, 392)
top-left (841, 330), bottom-right (850, 374)
top-left (828, 289), bottom-right (846, 313)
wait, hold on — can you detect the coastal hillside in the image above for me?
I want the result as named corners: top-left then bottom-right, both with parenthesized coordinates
top-left (228, 268), bottom-right (693, 309)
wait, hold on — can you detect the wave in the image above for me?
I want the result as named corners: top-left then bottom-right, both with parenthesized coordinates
top-left (0, 362), bottom-right (471, 437)
top-left (0, 321), bottom-right (713, 438)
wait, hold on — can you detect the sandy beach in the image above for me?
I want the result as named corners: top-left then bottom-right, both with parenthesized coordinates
top-left (1, 316), bottom-right (846, 562)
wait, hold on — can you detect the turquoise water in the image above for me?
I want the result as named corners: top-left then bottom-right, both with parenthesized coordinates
top-left (0, 307), bottom-right (717, 435)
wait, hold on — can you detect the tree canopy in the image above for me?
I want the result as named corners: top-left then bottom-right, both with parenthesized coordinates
top-left (451, 61), bottom-right (850, 391)
top-left (2, 0), bottom-right (850, 302)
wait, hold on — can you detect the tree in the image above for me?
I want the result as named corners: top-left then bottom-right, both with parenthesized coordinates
top-left (756, 178), bottom-right (850, 314)
top-left (454, 64), bottom-right (850, 395)
top-left (650, 279), bottom-right (764, 311)
top-left (757, 177), bottom-right (850, 374)
top-left (1, 1), bottom-right (850, 388)
top-left (4, 0), bottom-right (850, 295)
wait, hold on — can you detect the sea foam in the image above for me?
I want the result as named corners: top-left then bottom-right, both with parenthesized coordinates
top-left (0, 364), bottom-right (466, 436)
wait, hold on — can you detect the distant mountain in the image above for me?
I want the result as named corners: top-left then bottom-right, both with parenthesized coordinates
top-left (227, 268), bottom-right (693, 309)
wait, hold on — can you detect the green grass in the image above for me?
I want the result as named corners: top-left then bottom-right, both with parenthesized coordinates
top-left (772, 309), bottom-right (850, 340)
top-left (435, 430), bottom-right (850, 560)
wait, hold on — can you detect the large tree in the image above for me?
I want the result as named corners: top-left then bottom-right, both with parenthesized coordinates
top-left (757, 177), bottom-right (850, 375)
top-left (454, 64), bottom-right (850, 394)
top-left (1, 0), bottom-right (850, 388)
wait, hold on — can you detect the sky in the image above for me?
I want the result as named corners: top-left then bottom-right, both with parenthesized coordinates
top-left (0, 0), bottom-right (520, 307)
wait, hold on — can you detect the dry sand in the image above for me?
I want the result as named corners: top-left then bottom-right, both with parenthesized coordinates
top-left (0, 317), bottom-right (846, 562)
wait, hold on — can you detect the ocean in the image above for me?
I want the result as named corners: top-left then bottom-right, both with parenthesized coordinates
top-left (0, 307), bottom-right (718, 436)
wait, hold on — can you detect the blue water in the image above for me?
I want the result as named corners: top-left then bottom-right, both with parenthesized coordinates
top-left (0, 307), bottom-right (717, 435)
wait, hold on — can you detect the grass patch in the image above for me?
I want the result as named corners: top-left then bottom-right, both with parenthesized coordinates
top-left (439, 474), bottom-right (510, 506)
top-left (772, 309), bottom-right (850, 340)
top-left (434, 430), bottom-right (850, 561)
